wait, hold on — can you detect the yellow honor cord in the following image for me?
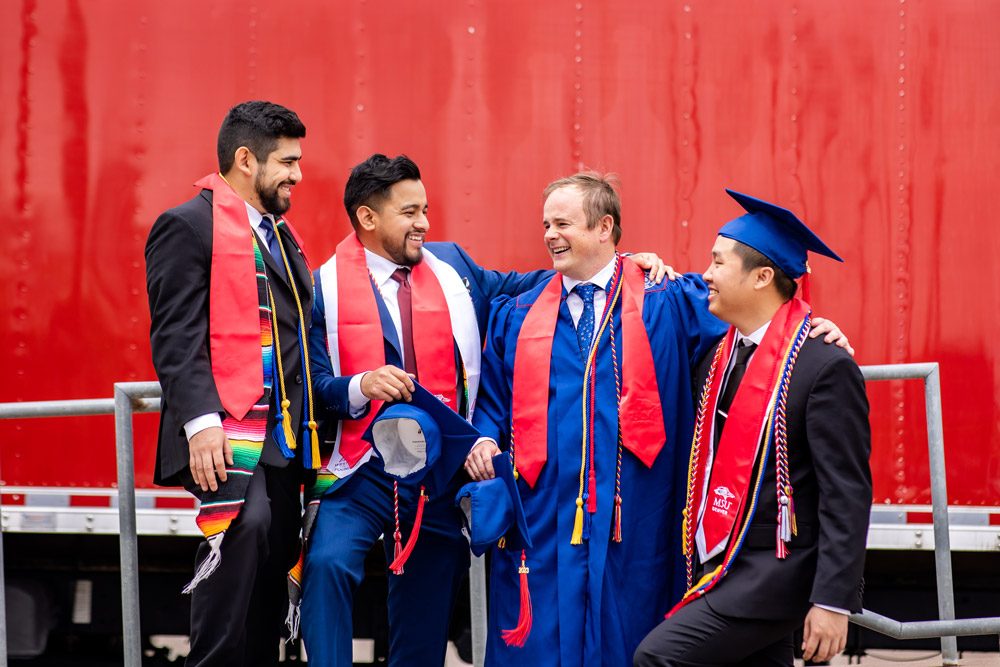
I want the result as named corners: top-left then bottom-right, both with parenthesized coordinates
top-left (272, 221), bottom-right (322, 469)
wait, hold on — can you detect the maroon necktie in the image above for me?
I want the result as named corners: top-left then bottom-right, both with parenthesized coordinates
top-left (390, 268), bottom-right (418, 376)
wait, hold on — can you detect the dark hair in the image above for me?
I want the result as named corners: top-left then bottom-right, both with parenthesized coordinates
top-left (217, 101), bottom-right (306, 173)
top-left (732, 242), bottom-right (798, 300)
top-left (543, 172), bottom-right (623, 244)
top-left (343, 154), bottom-right (422, 229)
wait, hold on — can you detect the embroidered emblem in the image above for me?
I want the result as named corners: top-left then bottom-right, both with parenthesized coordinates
top-left (711, 485), bottom-right (736, 515)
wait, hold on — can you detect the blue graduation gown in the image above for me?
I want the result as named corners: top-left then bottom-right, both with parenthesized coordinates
top-left (473, 273), bottom-right (726, 667)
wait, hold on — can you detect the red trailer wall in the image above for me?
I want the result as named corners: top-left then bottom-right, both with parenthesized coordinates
top-left (2, 0), bottom-right (998, 505)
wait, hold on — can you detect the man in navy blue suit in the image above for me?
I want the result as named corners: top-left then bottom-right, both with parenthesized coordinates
top-left (300, 154), bottom-right (671, 666)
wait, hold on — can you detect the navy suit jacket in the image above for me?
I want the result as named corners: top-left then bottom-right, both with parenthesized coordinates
top-left (308, 241), bottom-right (551, 422)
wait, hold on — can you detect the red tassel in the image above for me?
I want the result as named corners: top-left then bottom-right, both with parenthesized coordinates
top-left (586, 469), bottom-right (598, 512)
top-left (611, 494), bottom-right (623, 543)
top-left (389, 487), bottom-right (426, 575)
top-left (501, 550), bottom-right (533, 647)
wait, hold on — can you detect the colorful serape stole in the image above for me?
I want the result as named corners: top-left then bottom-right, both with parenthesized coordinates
top-left (182, 235), bottom-right (272, 593)
top-left (669, 298), bottom-right (811, 618)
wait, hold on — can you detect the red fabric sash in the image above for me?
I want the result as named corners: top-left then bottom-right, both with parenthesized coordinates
top-left (335, 234), bottom-right (457, 467)
top-left (199, 173), bottom-right (259, 420)
top-left (512, 257), bottom-right (665, 488)
top-left (697, 298), bottom-right (810, 556)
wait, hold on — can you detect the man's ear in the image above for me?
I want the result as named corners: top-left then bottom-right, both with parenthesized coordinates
top-left (598, 214), bottom-right (615, 242)
top-left (753, 266), bottom-right (775, 291)
top-left (234, 146), bottom-right (255, 177)
top-left (356, 205), bottom-right (378, 232)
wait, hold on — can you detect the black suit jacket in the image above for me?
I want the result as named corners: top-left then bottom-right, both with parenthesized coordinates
top-left (145, 190), bottom-right (313, 486)
top-left (697, 334), bottom-right (872, 620)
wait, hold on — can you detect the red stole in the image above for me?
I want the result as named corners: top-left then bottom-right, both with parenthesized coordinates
top-left (334, 233), bottom-right (457, 467)
top-left (511, 257), bottom-right (666, 488)
top-left (197, 172), bottom-right (310, 420)
top-left (696, 298), bottom-right (810, 559)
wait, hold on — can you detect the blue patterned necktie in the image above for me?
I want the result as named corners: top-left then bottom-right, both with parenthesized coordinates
top-left (259, 216), bottom-right (288, 282)
top-left (573, 283), bottom-right (597, 354)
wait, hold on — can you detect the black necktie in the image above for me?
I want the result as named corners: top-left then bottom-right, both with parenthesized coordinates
top-left (259, 216), bottom-right (288, 282)
top-left (714, 340), bottom-right (757, 451)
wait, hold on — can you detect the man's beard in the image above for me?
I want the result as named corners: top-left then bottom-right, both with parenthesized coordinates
top-left (384, 234), bottom-right (422, 267)
top-left (256, 173), bottom-right (291, 216)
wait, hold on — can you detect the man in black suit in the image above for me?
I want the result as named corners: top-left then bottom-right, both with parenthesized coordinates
top-left (145, 101), bottom-right (313, 666)
top-left (634, 190), bottom-right (872, 667)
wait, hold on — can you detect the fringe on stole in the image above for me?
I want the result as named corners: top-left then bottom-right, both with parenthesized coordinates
top-left (182, 532), bottom-right (224, 594)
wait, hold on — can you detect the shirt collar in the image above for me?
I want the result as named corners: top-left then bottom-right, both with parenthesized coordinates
top-left (737, 321), bottom-right (770, 347)
top-left (244, 202), bottom-right (273, 233)
top-left (562, 256), bottom-right (617, 294)
top-left (364, 247), bottom-right (410, 286)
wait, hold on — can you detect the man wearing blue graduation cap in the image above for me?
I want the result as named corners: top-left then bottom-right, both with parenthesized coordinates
top-left (466, 176), bottom-right (853, 667)
top-left (633, 191), bottom-right (872, 667)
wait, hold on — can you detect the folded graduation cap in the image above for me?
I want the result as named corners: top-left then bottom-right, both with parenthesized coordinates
top-left (361, 382), bottom-right (481, 574)
top-left (455, 451), bottom-right (533, 557)
top-left (719, 189), bottom-right (843, 279)
top-left (361, 382), bottom-right (479, 498)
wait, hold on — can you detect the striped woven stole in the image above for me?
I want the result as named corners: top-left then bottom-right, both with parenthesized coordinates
top-left (182, 236), bottom-right (272, 593)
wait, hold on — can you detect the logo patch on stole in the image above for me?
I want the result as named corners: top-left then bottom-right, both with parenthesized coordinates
top-left (712, 485), bottom-right (736, 515)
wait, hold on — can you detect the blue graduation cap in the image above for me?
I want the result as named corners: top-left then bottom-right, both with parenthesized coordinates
top-left (719, 189), bottom-right (843, 279)
top-left (361, 382), bottom-right (479, 499)
top-left (455, 452), bottom-right (533, 556)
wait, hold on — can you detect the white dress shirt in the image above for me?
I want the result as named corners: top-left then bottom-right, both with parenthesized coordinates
top-left (345, 249), bottom-right (417, 413)
top-left (562, 256), bottom-right (618, 344)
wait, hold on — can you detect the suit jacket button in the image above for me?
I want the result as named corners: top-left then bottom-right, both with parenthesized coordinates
top-left (295, 373), bottom-right (303, 384)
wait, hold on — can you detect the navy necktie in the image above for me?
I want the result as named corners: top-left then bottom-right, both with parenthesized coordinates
top-left (259, 216), bottom-right (288, 282)
top-left (573, 283), bottom-right (597, 354)
top-left (714, 340), bottom-right (757, 451)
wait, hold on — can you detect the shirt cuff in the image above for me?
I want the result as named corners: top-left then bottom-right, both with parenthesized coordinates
top-left (183, 413), bottom-right (222, 441)
top-left (348, 373), bottom-right (371, 417)
top-left (472, 436), bottom-right (498, 452)
top-left (815, 604), bottom-right (850, 615)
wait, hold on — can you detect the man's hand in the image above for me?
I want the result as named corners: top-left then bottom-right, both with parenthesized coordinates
top-left (628, 252), bottom-right (679, 284)
top-left (801, 605), bottom-right (848, 663)
top-left (810, 317), bottom-right (854, 357)
top-left (188, 426), bottom-right (233, 493)
top-left (360, 365), bottom-right (416, 402)
top-left (464, 439), bottom-right (501, 481)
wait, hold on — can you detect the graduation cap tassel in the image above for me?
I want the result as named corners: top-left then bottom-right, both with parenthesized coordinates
top-left (501, 550), bottom-right (533, 647)
top-left (389, 487), bottom-right (427, 575)
top-left (570, 497), bottom-right (585, 545)
top-left (392, 482), bottom-right (404, 575)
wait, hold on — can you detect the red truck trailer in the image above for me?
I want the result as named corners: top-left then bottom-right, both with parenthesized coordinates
top-left (2, 0), bottom-right (999, 661)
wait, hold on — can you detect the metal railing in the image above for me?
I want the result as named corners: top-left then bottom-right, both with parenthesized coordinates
top-left (0, 392), bottom-right (160, 667)
top-left (854, 363), bottom-right (999, 664)
top-left (2, 365), bottom-right (998, 666)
